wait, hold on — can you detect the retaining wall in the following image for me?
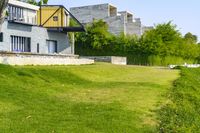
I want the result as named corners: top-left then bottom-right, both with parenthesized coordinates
top-left (81, 56), bottom-right (127, 65)
top-left (0, 53), bottom-right (94, 65)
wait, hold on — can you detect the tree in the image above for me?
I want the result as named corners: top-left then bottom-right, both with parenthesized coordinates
top-left (19, 0), bottom-right (48, 6)
top-left (0, 0), bottom-right (8, 31)
top-left (140, 22), bottom-right (182, 56)
top-left (76, 19), bottom-right (112, 50)
top-left (36, 0), bottom-right (48, 6)
top-left (184, 32), bottom-right (198, 44)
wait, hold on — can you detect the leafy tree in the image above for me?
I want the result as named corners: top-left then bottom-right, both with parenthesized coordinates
top-left (76, 19), bottom-right (112, 50)
top-left (140, 29), bottom-right (164, 55)
top-left (75, 20), bottom-right (200, 65)
top-left (0, 0), bottom-right (8, 31)
top-left (26, 0), bottom-right (37, 5)
top-left (140, 22), bottom-right (184, 56)
top-left (37, 0), bottom-right (48, 6)
top-left (184, 32), bottom-right (198, 44)
top-left (19, 0), bottom-right (48, 6)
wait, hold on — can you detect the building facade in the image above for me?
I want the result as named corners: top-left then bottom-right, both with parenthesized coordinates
top-left (0, 0), bottom-right (84, 55)
top-left (70, 3), bottom-right (153, 36)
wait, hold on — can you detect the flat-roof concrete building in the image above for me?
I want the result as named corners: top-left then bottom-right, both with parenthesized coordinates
top-left (70, 3), bottom-right (153, 36)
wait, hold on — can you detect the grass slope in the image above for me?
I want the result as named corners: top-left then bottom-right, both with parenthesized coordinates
top-left (159, 68), bottom-right (200, 132)
top-left (0, 63), bottom-right (179, 133)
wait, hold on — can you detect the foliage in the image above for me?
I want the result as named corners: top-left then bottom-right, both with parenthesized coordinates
top-left (0, 0), bottom-right (8, 31)
top-left (141, 22), bottom-right (183, 56)
top-left (184, 32), bottom-right (198, 44)
top-left (75, 20), bottom-right (200, 66)
top-left (0, 64), bottom-right (179, 132)
top-left (0, 0), bottom-right (8, 14)
top-left (69, 18), bottom-right (80, 27)
top-left (76, 20), bottom-right (112, 49)
top-left (159, 68), bottom-right (200, 132)
top-left (20, 0), bottom-right (48, 6)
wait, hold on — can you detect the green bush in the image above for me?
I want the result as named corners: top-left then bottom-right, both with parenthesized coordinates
top-left (75, 20), bottom-right (200, 66)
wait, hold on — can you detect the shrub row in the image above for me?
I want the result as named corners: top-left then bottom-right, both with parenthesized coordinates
top-left (75, 20), bottom-right (200, 66)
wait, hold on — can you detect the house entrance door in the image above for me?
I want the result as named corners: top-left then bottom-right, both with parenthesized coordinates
top-left (47, 40), bottom-right (57, 54)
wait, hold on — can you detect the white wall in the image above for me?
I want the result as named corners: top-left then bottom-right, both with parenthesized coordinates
top-left (0, 54), bottom-right (94, 65)
top-left (23, 9), bottom-right (37, 25)
top-left (0, 21), bottom-right (72, 54)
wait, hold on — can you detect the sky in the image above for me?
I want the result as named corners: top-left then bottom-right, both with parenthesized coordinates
top-left (48, 0), bottom-right (200, 41)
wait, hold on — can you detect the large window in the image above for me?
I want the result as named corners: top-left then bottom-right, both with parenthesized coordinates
top-left (8, 5), bottom-right (24, 22)
top-left (47, 40), bottom-right (57, 54)
top-left (11, 36), bottom-right (31, 52)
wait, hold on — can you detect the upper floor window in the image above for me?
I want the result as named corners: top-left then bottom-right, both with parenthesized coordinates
top-left (8, 5), bottom-right (24, 22)
top-left (8, 5), bottom-right (37, 25)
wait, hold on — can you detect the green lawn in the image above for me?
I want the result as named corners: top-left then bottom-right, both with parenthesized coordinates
top-left (0, 63), bottom-right (179, 133)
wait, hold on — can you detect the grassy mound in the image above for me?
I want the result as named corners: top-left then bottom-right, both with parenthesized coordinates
top-left (0, 63), bottom-right (178, 133)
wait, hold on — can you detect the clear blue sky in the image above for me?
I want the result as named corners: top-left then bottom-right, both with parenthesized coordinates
top-left (48, 0), bottom-right (200, 41)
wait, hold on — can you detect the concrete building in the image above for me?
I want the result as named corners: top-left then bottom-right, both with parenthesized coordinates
top-left (0, 0), bottom-right (84, 55)
top-left (70, 3), bottom-right (153, 36)
top-left (142, 26), bottom-right (154, 34)
top-left (118, 11), bottom-right (143, 35)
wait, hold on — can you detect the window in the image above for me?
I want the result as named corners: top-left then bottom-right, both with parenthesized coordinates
top-left (11, 36), bottom-right (31, 52)
top-left (53, 16), bottom-right (58, 21)
top-left (37, 43), bottom-right (40, 53)
top-left (0, 33), bottom-right (3, 42)
top-left (47, 40), bottom-right (57, 54)
top-left (8, 5), bottom-right (24, 22)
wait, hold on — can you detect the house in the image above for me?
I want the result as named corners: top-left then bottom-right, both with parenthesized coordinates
top-left (0, 0), bottom-right (84, 55)
top-left (70, 3), bottom-right (153, 36)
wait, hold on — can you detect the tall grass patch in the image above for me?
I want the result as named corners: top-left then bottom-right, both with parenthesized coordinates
top-left (159, 68), bottom-right (200, 132)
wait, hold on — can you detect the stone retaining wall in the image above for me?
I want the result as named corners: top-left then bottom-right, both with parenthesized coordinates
top-left (81, 56), bottom-right (111, 62)
top-left (111, 56), bottom-right (127, 65)
top-left (0, 53), bottom-right (94, 65)
top-left (81, 56), bottom-right (127, 65)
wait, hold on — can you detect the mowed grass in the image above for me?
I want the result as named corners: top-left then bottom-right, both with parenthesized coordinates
top-left (0, 63), bottom-right (179, 133)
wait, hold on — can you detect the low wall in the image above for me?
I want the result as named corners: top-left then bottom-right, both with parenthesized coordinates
top-left (81, 56), bottom-right (127, 65)
top-left (0, 53), bottom-right (94, 65)
top-left (81, 56), bottom-right (111, 62)
top-left (111, 56), bottom-right (127, 65)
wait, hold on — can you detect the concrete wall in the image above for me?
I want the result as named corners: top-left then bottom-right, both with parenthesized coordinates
top-left (118, 11), bottom-right (133, 23)
top-left (0, 20), bottom-right (72, 54)
top-left (118, 11), bottom-right (142, 36)
top-left (111, 56), bottom-right (127, 65)
top-left (81, 56), bottom-right (111, 62)
top-left (126, 20), bottom-right (142, 36)
top-left (70, 4), bottom-right (110, 24)
top-left (142, 26), bottom-right (154, 34)
top-left (0, 53), bottom-right (94, 65)
top-left (70, 4), bottom-right (126, 35)
top-left (104, 15), bottom-right (125, 35)
top-left (81, 56), bottom-right (127, 65)
top-left (70, 4), bottom-right (145, 36)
